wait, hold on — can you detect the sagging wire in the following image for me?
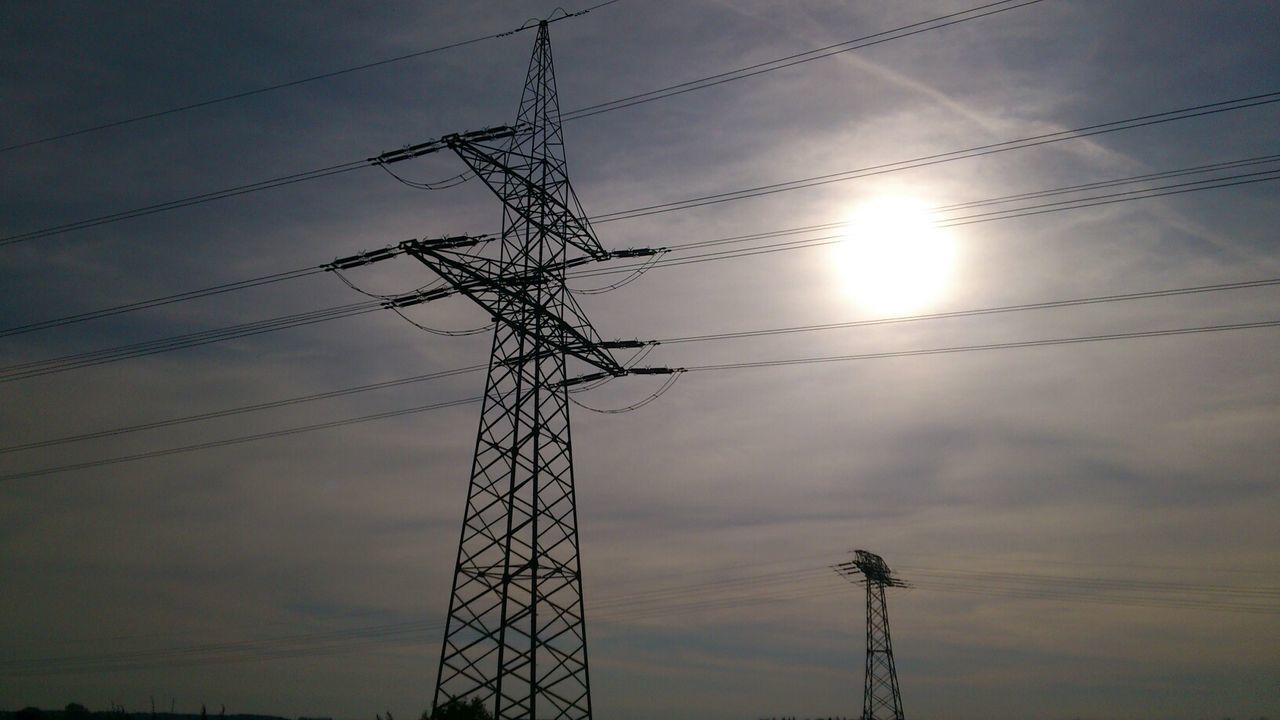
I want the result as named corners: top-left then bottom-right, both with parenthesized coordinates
top-left (569, 250), bottom-right (664, 294)
top-left (333, 268), bottom-right (490, 336)
top-left (331, 268), bottom-right (445, 301)
top-left (375, 160), bottom-right (474, 190)
top-left (569, 370), bottom-right (684, 414)
top-left (388, 307), bottom-right (494, 337)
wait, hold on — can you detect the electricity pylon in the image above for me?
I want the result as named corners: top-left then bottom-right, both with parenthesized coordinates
top-left (835, 549), bottom-right (909, 720)
top-left (326, 20), bottom-right (671, 720)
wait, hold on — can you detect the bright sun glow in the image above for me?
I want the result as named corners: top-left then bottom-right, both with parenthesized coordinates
top-left (833, 195), bottom-right (957, 315)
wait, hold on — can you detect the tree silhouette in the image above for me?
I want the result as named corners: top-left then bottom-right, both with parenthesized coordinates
top-left (423, 698), bottom-right (492, 720)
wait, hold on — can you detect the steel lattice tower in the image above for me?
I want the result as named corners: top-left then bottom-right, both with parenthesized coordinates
top-left (431, 23), bottom-right (596, 720)
top-left (836, 549), bottom-right (909, 720)
top-left (331, 20), bottom-right (670, 720)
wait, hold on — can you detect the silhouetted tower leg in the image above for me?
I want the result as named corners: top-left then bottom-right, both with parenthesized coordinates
top-left (433, 23), bottom-right (592, 720)
top-left (863, 578), bottom-right (904, 720)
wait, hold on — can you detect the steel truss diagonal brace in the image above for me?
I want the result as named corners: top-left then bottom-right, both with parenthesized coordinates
top-left (403, 245), bottom-right (625, 376)
top-left (446, 137), bottom-right (607, 260)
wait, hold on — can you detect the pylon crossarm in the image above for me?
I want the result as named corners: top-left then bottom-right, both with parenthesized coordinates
top-left (370, 125), bottom-right (520, 165)
top-left (447, 137), bottom-right (608, 260)
top-left (405, 246), bottom-right (627, 375)
top-left (384, 246), bottom-right (593, 307)
top-left (323, 234), bottom-right (494, 271)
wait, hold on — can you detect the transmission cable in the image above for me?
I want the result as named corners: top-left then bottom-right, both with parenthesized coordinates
top-left (3, 47), bottom-right (1273, 245)
top-left (588, 92), bottom-right (1280, 223)
top-left (0, 365), bottom-right (484, 456)
top-left (560, 0), bottom-right (1043, 122)
top-left (375, 164), bottom-right (474, 190)
top-left (0, 265), bottom-right (323, 338)
top-left (656, 277), bottom-right (1280, 346)
top-left (331, 269), bottom-right (493, 336)
top-left (0, 159), bottom-right (370, 247)
top-left (679, 319), bottom-right (1280, 374)
top-left (3, 161), bottom-right (1275, 384)
top-left (0, 302), bottom-right (381, 384)
top-left (3, 316), bottom-right (1277, 482)
top-left (573, 169), bottom-right (1280, 280)
top-left (0, 0), bottom-right (622, 154)
top-left (0, 396), bottom-right (482, 482)
top-left (387, 306), bottom-right (495, 337)
top-left (20, 149), bottom-right (1270, 338)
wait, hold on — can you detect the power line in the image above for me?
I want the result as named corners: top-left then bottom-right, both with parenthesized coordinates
top-left (0, 0), bottom-right (1014, 246)
top-left (681, 319), bottom-right (1280, 373)
top-left (0, 266), bottom-right (323, 338)
top-left (6, 273), bottom-right (1276, 454)
top-left (0, 396), bottom-right (482, 482)
top-left (0, 159), bottom-right (370, 247)
top-left (3, 39), bottom-right (1272, 246)
top-left (559, 0), bottom-right (1044, 121)
top-left (0, 174), bottom-right (1252, 383)
top-left (0, 365), bottom-right (484, 455)
top-left (3, 316), bottom-right (1277, 482)
top-left (573, 167), bottom-right (1280, 278)
top-left (655, 277), bottom-right (1280, 345)
top-left (0, 0), bottom-right (623, 154)
top-left (0, 302), bottom-right (381, 384)
top-left (588, 92), bottom-right (1280, 223)
top-left (14, 151), bottom-right (1275, 339)
top-left (932, 153), bottom-right (1280, 212)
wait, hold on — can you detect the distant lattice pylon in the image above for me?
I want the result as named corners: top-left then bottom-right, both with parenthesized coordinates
top-left (835, 549), bottom-right (909, 720)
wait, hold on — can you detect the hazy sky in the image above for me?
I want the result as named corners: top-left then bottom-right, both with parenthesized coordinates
top-left (2, 2), bottom-right (1278, 719)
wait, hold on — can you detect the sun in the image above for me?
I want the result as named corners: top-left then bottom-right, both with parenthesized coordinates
top-left (832, 194), bottom-right (957, 315)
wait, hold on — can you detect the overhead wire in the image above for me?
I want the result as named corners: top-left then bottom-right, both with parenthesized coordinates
top-left (3, 315), bottom-right (1278, 482)
top-left (0, 0), bottom-right (1022, 246)
top-left (374, 163), bottom-right (474, 190)
top-left (680, 319), bottom-right (1280, 374)
top-left (387, 306), bottom-right (495, 337)
top-left (0, 265), bottom-right (324, 338)
top-left (331, 268), bottom-right (493, 336)
top-left (3, 15), bottom-right (1273, 246)
top-left (560, 0), bottom-right (1044, 122)
top-left (0, 397), bottom-right (483, 482)
top-left (573, 164), bottom-right (1280, 279)
top-left (5, 269), bottom-right (1279, 455)
top-left (0, 365), bottom-right (485, 456)
top-left (7, 152), bottom-right (1269, 363)
top-left (932, 152), bottom-right (1280, 212)
top-left (0, 301), bottom-right (382, 384)
top-left (25, 148), bottom-right (1269, 337)
top-left (0, 0), bottom-right (624, 154)
top-left (655, 277), bottom-right (1280, 345)
top-left (0, 159), bottom-right (370, 247)
top-left (587, 92), bottom-right (1280, 224)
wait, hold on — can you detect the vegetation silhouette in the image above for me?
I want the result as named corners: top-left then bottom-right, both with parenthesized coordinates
top-left (422, 698), bottom-right (491, 720)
